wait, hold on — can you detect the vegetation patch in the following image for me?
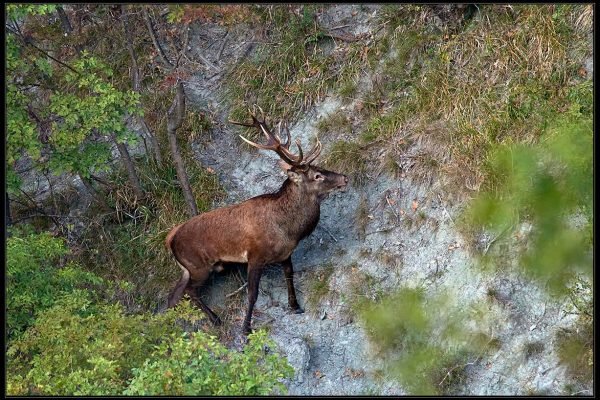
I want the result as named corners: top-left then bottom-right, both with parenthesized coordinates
top-left (320, 5), bottom-right (593, 199)
top-left (461, 110), bottom-right (592, 294)
top-left (316, 112), bottom-right (352, 136)
top-left (356, 287), bottom-right (500, 395)
top-left (227, 5), bottom-right (331, 127)
top-left (305, 262), bottom-right (336, 312)
top-left (555, 277), bottom-right (593, 390)
top-left (78, 156), bottom-right (225, 311)
top-left (323, 141), bottom-right (369, 186)
top-left (7, 294), bottom-right (292, 395)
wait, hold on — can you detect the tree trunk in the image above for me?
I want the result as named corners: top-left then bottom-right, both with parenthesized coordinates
top-left (141, 6), bottom-right (173, 69)
top-left (112, 135), bottom-right (145, 200)
top-left (78, 173), bottom-right (111, 210)
top-left (121, 5), bottom-right (163, 166)
top-left (167, 82), bottom-right (198, 217)
top-left (56, 6), bottom-right (73, 33)
top-left (56, 6), bottom-right (83, 55)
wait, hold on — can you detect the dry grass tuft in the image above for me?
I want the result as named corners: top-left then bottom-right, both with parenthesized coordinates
top-left (323, 141), bottom-right (369, 186)
top-left (339, 4), bottom-right (593, 200)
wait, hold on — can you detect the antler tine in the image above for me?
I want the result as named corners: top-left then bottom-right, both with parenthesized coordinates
top-left (238, 134), bottom-right (271, 150)
top-left (231, 109), bottom-right (309, 167)
top-left (303, 137), bottom-right (322, 165)
top-left (294, 139), bottom-right (304, 163)
top-left (257, 104), bottom-right (266, 122)
top-left (255, 116), bottom-right (274, 142)
top-left (275, 121), bottom-right (285, 144)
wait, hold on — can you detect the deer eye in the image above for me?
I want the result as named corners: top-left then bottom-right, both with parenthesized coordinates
top-left (314, 173), bottom-right (324, 181)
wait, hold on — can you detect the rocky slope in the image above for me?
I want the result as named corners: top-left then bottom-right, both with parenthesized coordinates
top-left (15, 4), bottom-right (591, 396)
top-left (180, 5), bottom-right (587, 395)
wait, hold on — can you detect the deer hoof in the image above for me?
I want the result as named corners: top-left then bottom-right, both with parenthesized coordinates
top-left (291, 306), bottom-right (305, 314)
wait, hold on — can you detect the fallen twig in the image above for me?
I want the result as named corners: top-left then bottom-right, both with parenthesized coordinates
top-left (196, 52), bottom-right (219, 71)
top-left (483, 224), bottom-right (513, 255)
top-left (319, 225), bottom-right (338, 242)
top-left (329, 24), bottom-right (351, 31)
top-left (226, 282), bottom-right (248, 298)
top-left (437, 193), bottom-right (455, 226)
top-left (438, 360), bottom-right (477, 387)
top-left (142, 6), bottom-right (173, 69)
top-left (217, 30), bottom-right (229, 61)
top-left (323, 31), bottom-right (367, 43)
top-left (365, 225), bottom-right (398, 236)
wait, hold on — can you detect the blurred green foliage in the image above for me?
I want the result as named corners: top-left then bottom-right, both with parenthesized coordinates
top-left (358, 287), bottom-right (497, 394)
top-left (6, 226), bottom-right (292, 396)
top-left (466, 105), bottom-right (592, 294)
top-left (125, 329), bottom-right (293, 395)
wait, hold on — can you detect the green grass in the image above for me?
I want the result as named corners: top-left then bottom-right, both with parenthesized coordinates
top-left (226, 5), bottom-right (333, 128)
top-left (78, 153), bottom-right (225, 311)
top-left (317, 5), bottom-right (592, 198)
top-left (347, 267), bottom-right (382, 306)
top-left (305, 262), bottom-right (335, 311)
top-left (316, 112), bottom-right (352, 136)
top-left (323, 141), bottom-right (369, 186)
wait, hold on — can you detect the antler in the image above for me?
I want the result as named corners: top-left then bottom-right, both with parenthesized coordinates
top-left (229, 107), bottom-right (322, 168)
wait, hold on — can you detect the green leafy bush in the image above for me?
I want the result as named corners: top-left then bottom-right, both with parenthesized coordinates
top-left (125, 329), bottom-right (293, 395)
top-left (357, 287), bottom-right (498, 395)
top-left (7, 294), bottom-right (292, 396)
top-left (6, 227), bottom-right (104, 339)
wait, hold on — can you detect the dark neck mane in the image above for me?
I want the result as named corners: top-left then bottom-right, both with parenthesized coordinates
top-left (271, 179), bottom-right (321, 240)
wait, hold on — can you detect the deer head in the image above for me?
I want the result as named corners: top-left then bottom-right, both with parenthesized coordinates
top-left (230, 109), bottom-right (348, 199)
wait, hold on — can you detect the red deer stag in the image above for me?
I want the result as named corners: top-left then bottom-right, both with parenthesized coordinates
top-left (165, 111), bottom-right (348, 334)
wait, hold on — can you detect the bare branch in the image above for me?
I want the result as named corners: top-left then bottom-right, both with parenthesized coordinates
top-left (226, 282), bottom-right (248, 298)
top-left (166, 81), bottom-right (198, 217)
top-left (6, 24), bottom-right (80, 75)
top-left (142, 5), bottom-right (173, 69)
top-left (217, 29), bottom-right (229, 61)
top-left (167, 82), bottom-right (186, 132)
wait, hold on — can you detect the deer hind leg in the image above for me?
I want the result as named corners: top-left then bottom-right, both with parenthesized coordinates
top-left (242, 266), bottom-right (264, 335)
top-left (188, 278), bottom-right (222, 326)
top-left (168, 261), bottom-right (222, 326)
top-left (167, 261), bottom-right (190, 308)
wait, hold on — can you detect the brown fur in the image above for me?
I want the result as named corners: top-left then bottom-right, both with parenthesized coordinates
top-left (165, 223), bottom-right (184, 250)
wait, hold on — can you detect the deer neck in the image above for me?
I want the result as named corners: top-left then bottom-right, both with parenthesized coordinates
top-left (275, 179), bottom-right (321, 240)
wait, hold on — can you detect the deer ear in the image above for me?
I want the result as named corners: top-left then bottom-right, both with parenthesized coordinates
top-left (286, 169), bottom-right (302, 184)
top-left (278, 160), bottom-right (292, 171)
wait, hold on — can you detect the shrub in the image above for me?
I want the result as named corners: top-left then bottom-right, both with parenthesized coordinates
top-left (125, 329), bottom-right (293, 395)
top-left (6, 227), bottom-right (104, 339)
top-left (357, 287), bottom-right (498, 395)
top-left (465, 107), bottom-right (592, 293)
top-left (7, 293), bottom-right (292, 396)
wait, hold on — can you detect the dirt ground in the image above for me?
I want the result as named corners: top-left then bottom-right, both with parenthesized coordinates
top-left (17, 4), bottom-right (591, 395)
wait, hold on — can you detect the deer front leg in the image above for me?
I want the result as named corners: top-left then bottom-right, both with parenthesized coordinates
top-left (242, 266), bottom-right (263, 335)
top-left (282, 257), bottom-right (304, 314)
